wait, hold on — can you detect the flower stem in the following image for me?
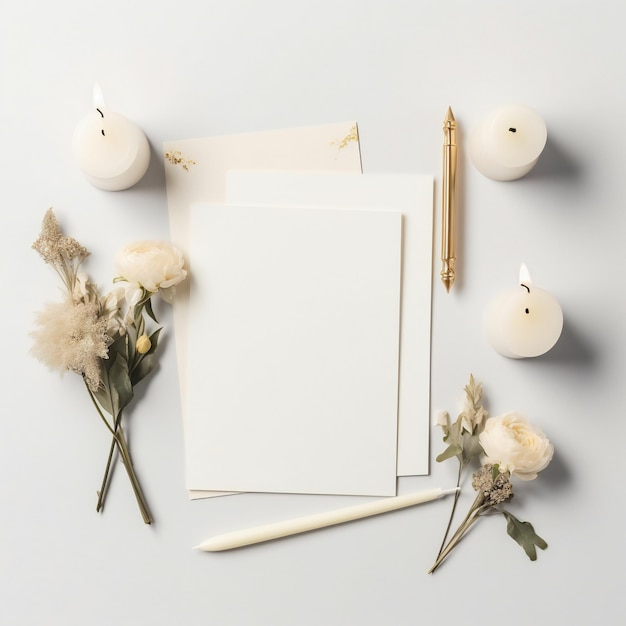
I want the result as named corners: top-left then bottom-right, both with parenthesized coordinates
top-left (435, 460), bottom-right (463, 558)
top-left (95, 401), bottom-right (125, 512)
top-left (428, 491), bottom-right (488, 574)
top-left (96, 437), bottom-right (117, 512)
top-left (85, 383), bottom-right (153, 524)
top-left (115, 424), bottom-right (153, 525)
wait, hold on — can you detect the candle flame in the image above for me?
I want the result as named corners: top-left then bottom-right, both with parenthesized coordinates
top-left (93, 83), bottom-right (105, 109)
top-left (519, 263), bottom-right (532, 287)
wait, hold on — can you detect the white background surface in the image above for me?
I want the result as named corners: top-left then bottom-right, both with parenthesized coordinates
top-left (1, 1), bottom-right (624, 624)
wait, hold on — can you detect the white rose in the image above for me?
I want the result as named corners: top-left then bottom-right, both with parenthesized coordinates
top-left (116, 241), bottom-right (187, 295)
top-left (479, 412), bottom-right (554, 481)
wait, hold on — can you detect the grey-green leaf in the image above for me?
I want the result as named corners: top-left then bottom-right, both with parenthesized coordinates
top-left (460, 429), bottom-right (483, 465)
top-left (502, 510), bottom-right (548, 561)
top-left (108, 352), bottom-right (134, 417)
top-left (94, 334), bottom-right (128, 417)
top-left (144, 297), bottom-right (158, 324)
top-left (436, 443), bottom-right (462, 463)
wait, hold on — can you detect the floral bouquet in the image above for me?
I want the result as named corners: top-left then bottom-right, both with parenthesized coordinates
top-left (429, 375), bottom-right (554, 573)
top-left (30, 209), bottom-right (187, 524)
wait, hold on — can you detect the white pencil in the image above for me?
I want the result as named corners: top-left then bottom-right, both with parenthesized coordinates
top-left (195, 487), bottom-right (458, 551)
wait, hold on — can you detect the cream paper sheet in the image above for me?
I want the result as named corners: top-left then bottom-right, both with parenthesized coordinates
top-left (163, 122), bottom-right (362, 498)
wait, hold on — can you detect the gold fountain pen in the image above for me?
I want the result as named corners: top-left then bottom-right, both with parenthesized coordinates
top-left (441, 106), bottom-right (457, 292)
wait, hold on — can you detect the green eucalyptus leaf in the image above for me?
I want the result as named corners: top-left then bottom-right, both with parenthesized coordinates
top-left (95, 363), bottom-right (125, 419)
top-left (460, 430), bottom-right (484, 465)
top-left (146, 327), bottom-right (161, 353)
top-left (131, 354), bottom-right (157, 386)
top-left (502, 510), bottom-right (548, 561)
top-left (144, 297), bottom-right (158, 324)
top-left (436, 443), bottom-right (462, 463)
top-left (442, 416), bottom-right (461, 445)
top-left (107, 333), bottom-right (129, 362)
top-left (94, 378), bottom-right (114, 417)
top-left (94, 334), bottom-right (129, 417)
top-left (108, 351), bottom-right (134, 416)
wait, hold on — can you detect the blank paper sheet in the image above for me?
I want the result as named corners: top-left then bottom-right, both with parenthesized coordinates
top-left (185, 204), bottom-right (402, 496)
top-left (226, 172), bottom-right (434, 476)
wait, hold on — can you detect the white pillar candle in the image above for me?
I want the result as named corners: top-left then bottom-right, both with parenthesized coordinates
top-left (469, 104), bottom-right (547, 181)
top-left (484, 264), bottom-right (563, 358)
top-left (73, 84), bottom-right (150, 191)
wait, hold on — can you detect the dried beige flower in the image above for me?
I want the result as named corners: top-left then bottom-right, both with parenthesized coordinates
top-left (472, 464), bottom-right (514, 505)
top-left (31, 298), bottom-right (109, 391)
top-left (32, 209), bottom-right (89, 295)
top-left (459, 374), bottom-right (488, 433)
top-left (31, 209), bottom-right (62, 264)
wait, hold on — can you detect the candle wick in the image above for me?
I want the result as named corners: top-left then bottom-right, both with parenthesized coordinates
top-left (520, 283), bottom-right (530, 293)
top-left (525, 308), bottom-right (530, 314)
top-left (508, 127), bottom-right (517, 133)
top-left (96, 108), bottom-right (104, 118)
top-left (101, 129), bottom-right (105, 136)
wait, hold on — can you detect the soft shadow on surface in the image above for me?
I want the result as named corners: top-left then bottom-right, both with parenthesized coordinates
top-left (539, 447), bottom-right (571, 491)
top-left (119, 141), bottom-right (168, 201)
top-left (535, 316), bottom-right (597, 369)
top-left (524, 135), bottom-right (584, 183)
top-left (511, 448), bottom-right (571, 512)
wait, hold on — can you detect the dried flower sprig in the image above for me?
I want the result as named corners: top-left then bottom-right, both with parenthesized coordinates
top-left (164, 149), bottom-right (196, 171)
top-left (32, 209), bottom-right (90, 299)
top-left (330, 124), bottom-right (359, 151)
top-left (429, 375), bottom-right (554, 573)
top-left (31, 209), bottom-right (187, 524)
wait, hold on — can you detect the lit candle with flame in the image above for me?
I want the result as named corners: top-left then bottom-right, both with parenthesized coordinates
top-left (73, 84), bottom-right (150, 191)
top-left (484, 264), bottom-right (563, 358)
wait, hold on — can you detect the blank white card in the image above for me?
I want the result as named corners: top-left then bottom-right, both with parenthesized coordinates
top-left (185, 204), bottom-right (402, 496)
top-left (227, 172), bottom-right (434, 476)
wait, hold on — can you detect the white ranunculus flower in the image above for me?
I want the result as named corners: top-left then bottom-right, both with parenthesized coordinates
top-left (116, 241), bottom-right (187, 295)
top-left (479, 412), bottom-right (554, 481)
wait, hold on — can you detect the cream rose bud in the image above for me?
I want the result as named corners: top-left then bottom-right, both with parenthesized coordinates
top-left (116, 241), bottom-right (187, 294)
top-left (433, 410), bottom-right (450, 428)
top-left (136, 334), bottom-right (152, 354)
top-left (479, 412), bottom-right (554, 481)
